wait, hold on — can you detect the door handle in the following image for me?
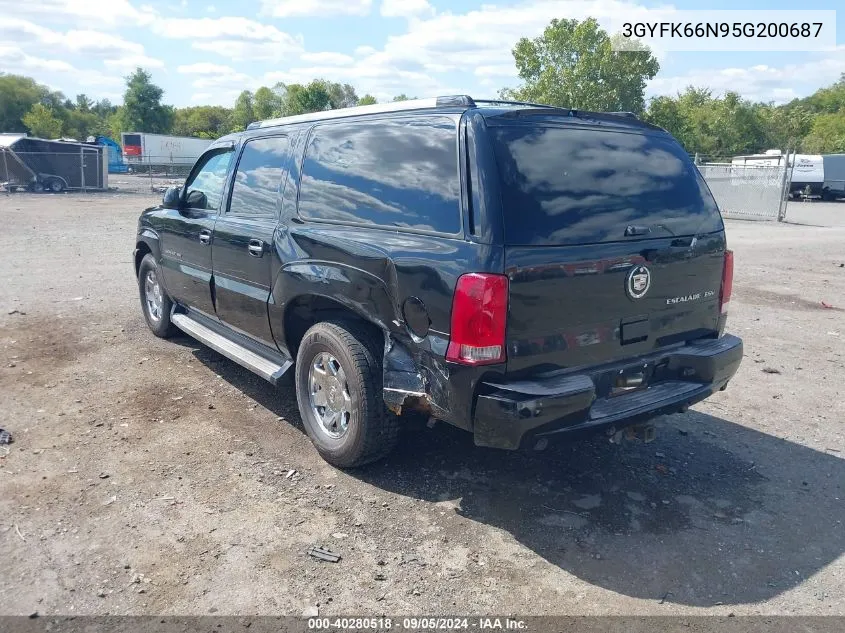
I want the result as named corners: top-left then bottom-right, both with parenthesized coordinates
top-left (199, 230), bottom-right (211, 245)
top-left (248, 239), bottom-right (265, 257)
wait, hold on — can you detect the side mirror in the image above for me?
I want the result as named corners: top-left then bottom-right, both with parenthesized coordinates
top-left (162, 186), bottom-right (182, 209)
top-left (185, 189), bottom-right (208, 209)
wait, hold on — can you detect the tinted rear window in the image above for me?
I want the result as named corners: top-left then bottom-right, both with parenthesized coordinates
top-left (491, 126), bottom-right (723, 246)
top-left (298, 116), bottom-right (461, 234)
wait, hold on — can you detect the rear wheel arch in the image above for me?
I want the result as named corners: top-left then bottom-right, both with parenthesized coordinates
top-left (282, 294), bottom-right (386, 360)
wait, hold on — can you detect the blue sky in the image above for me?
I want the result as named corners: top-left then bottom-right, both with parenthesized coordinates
top-left (1, 0), bottom-right (843, 109)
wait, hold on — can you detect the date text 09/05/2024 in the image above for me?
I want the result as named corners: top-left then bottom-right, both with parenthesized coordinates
top-left (307, 618), bottom-right (528, 630)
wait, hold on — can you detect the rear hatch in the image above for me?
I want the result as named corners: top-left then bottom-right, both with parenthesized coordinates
top-left (489, 117), bottom-right (727, 375)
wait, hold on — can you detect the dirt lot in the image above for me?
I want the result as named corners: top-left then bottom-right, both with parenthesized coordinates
top-left (0, 193), bottom-right (843, 616)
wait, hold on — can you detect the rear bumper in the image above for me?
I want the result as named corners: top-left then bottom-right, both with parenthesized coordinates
top-left (473, 334), bottom-right (743, 450)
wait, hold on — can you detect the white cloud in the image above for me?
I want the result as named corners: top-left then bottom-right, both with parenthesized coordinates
top-left (153, 16), bottom-right (303, 61)
top-left (260, 0), bottom-right (372, 18)
top-left (380, 0), bottom-right (432, 18)
top-left (378, 1), bottom-right (619, 74)
top-left (649, 47), bottom-right (845, 103)
top-left (104, 55), bottom-right (165, 70)
top-left (0, 0), bottom-right (156, 27)
top-left (1, 18), bottom-right (144, 58)
top-left (0, 47), bottom-right (121, 87)
top-left (299, 52), bottom-right (355, 66)
top-left (0, 17), bottom-right (162, 77)
top-left (177, 63), bottom-right (238, 76)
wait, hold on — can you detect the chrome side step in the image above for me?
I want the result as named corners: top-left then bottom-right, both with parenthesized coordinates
top-left (171, 313), bottom-right (292, 384)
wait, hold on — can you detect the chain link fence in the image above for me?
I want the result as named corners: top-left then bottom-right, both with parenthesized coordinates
top-left (116, 155), bottom-right (194, 194)
top-left (694, 155), bottom-right (792, 221)
top-left (1, 152), bottom-right (195, 195)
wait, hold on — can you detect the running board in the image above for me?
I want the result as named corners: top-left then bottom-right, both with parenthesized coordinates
top-left (171, 313), bottom-right (292, 384)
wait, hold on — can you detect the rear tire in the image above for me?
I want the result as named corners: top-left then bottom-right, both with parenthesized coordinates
top-left (138, 254), bottom-right (176, 338)
top-left (46, 178), bottom-right (65, 193)
top-left (295, 321), bottom-right (398, 468)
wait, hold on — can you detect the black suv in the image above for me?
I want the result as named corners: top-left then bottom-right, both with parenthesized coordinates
top-left (134, 95), bottom-right (742, 467)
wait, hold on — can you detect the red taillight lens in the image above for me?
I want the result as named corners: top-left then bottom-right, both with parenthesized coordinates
top-left (446, 273), bottom-right (508, 366)
top-left (720, 250), bottom-right (734, 315)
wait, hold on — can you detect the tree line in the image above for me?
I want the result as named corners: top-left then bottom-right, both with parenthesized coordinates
top-left (0, 69), bottom-right (410, 143)
top-left (1, 17), bottom-right (843, 157)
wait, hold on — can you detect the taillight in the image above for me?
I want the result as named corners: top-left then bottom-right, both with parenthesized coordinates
top-left (720, 250), bottom-right (734, 316)
top-left (446, 273), bottom-right (508, 366)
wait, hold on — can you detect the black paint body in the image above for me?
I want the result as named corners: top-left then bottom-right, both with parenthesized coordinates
top-left (135, 104), bottom-right (743, 449)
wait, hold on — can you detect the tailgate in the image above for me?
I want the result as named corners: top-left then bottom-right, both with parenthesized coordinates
top-left (505, 237), bottom-right (725, 373)
top-left (489, 119), bottom-right (727, 374)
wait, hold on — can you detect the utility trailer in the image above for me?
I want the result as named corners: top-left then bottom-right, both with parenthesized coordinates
top-left (0, 135), bottom-right (107, 192)
top-left (121, 132), bottom-right (211, 168)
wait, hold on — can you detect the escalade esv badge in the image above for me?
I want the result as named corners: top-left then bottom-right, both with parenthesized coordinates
top-left (626, 265), bottom-right (651, 299)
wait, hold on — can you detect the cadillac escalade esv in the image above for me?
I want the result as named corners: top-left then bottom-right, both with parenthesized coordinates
top-left (133, 95), bottom-right (743, 467)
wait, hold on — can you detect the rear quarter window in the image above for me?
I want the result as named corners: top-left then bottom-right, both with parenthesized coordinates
top-left (297, 116), bottom-right (462, 234)
top-left (491, 125), bottom-right (723, 246)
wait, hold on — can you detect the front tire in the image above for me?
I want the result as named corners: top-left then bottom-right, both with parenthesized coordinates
top-left (295, 321), bottom-right (398, 468)
top-left (137, 254), bottom-right (176, 338)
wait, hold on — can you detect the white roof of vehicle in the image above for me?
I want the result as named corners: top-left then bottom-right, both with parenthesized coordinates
top-left (0, 133), bottom-right (27, 148)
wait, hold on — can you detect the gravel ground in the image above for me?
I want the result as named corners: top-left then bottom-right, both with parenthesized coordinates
top-left (0, 193), bottom-right (843, 616)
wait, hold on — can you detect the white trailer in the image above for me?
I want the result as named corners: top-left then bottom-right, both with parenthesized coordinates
top-left (121, 133), bottom-right (212, 167)
top-left (729, 150), bottom-right (824, 197)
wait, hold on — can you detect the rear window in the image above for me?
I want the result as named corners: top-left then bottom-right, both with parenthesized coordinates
top-left (123, 134), bottom-right (141, 146)
top-left (491, 125), bottom-right (723, 246)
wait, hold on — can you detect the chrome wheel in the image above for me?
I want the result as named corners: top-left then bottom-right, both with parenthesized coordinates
top-left (308, 352), bottom-right (352, 439)
top-left (143, 269), bottom-right (164, 322)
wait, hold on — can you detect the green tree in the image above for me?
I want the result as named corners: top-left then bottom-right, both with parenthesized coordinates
top-left (645, 87), bottom-right (771, 157)
top-left (22, 103), bottom-right (63, 138)
top-left (253, 86), bottom-right (282, 120)
top-left (282, 81), bottom-right (332, 116)
top-left (803, 113), bottom-right (845, 153)
top-left (118, 68), bottom-right (172, 133)
top-left (0, 73), bottom-right (63, 133)
top-left (501, 17), bottom-right (659, 114)
top-left (229, 90), bottom-right (254, 131)
top-left (392, 94), bottom-right (410, 102)
top-left (758, 103), bottom-right (813, 152)
top-left (173, 105), bottom-right (232, 138)
top-left (63, 109), bottom-right (102, 140)
top-left (75, 94), bottom-right (93, 112)
top-left (321, 81), bottom-right (358, 109)
top-left (358, 94), bottom-right (377, 106)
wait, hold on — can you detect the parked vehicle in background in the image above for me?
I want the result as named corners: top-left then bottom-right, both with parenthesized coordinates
top-left (133, 95), bottom-right (742, 468)
top-left (0, 135), bottom-right (107, 192)
top-left (121, 133), bottom-right (212, 169)
top-left (821, 154), bottom-right (845, 201)
top-left (92, 135), bottom-right (129, 174)
top-left (790, 154), bottom-right (824, 198)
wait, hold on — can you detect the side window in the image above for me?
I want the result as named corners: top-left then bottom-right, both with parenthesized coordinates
top-left (298, 116), bottom-right (461, 233)
top-left (185, 149), bottom-right (233, 211)
top-left (228, 136), bottom-right (291, 217)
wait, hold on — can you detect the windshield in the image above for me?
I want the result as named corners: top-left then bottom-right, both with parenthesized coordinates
top-left (490, 125), bottom-right (723, 246)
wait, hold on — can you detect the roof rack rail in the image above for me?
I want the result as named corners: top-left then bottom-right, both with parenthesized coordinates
top-left (472, 98), bottom-right (569, 110)
top-left (607, 111), bottom-right (638, 119)
top-left (247, 95), bottom-right (476, 130)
